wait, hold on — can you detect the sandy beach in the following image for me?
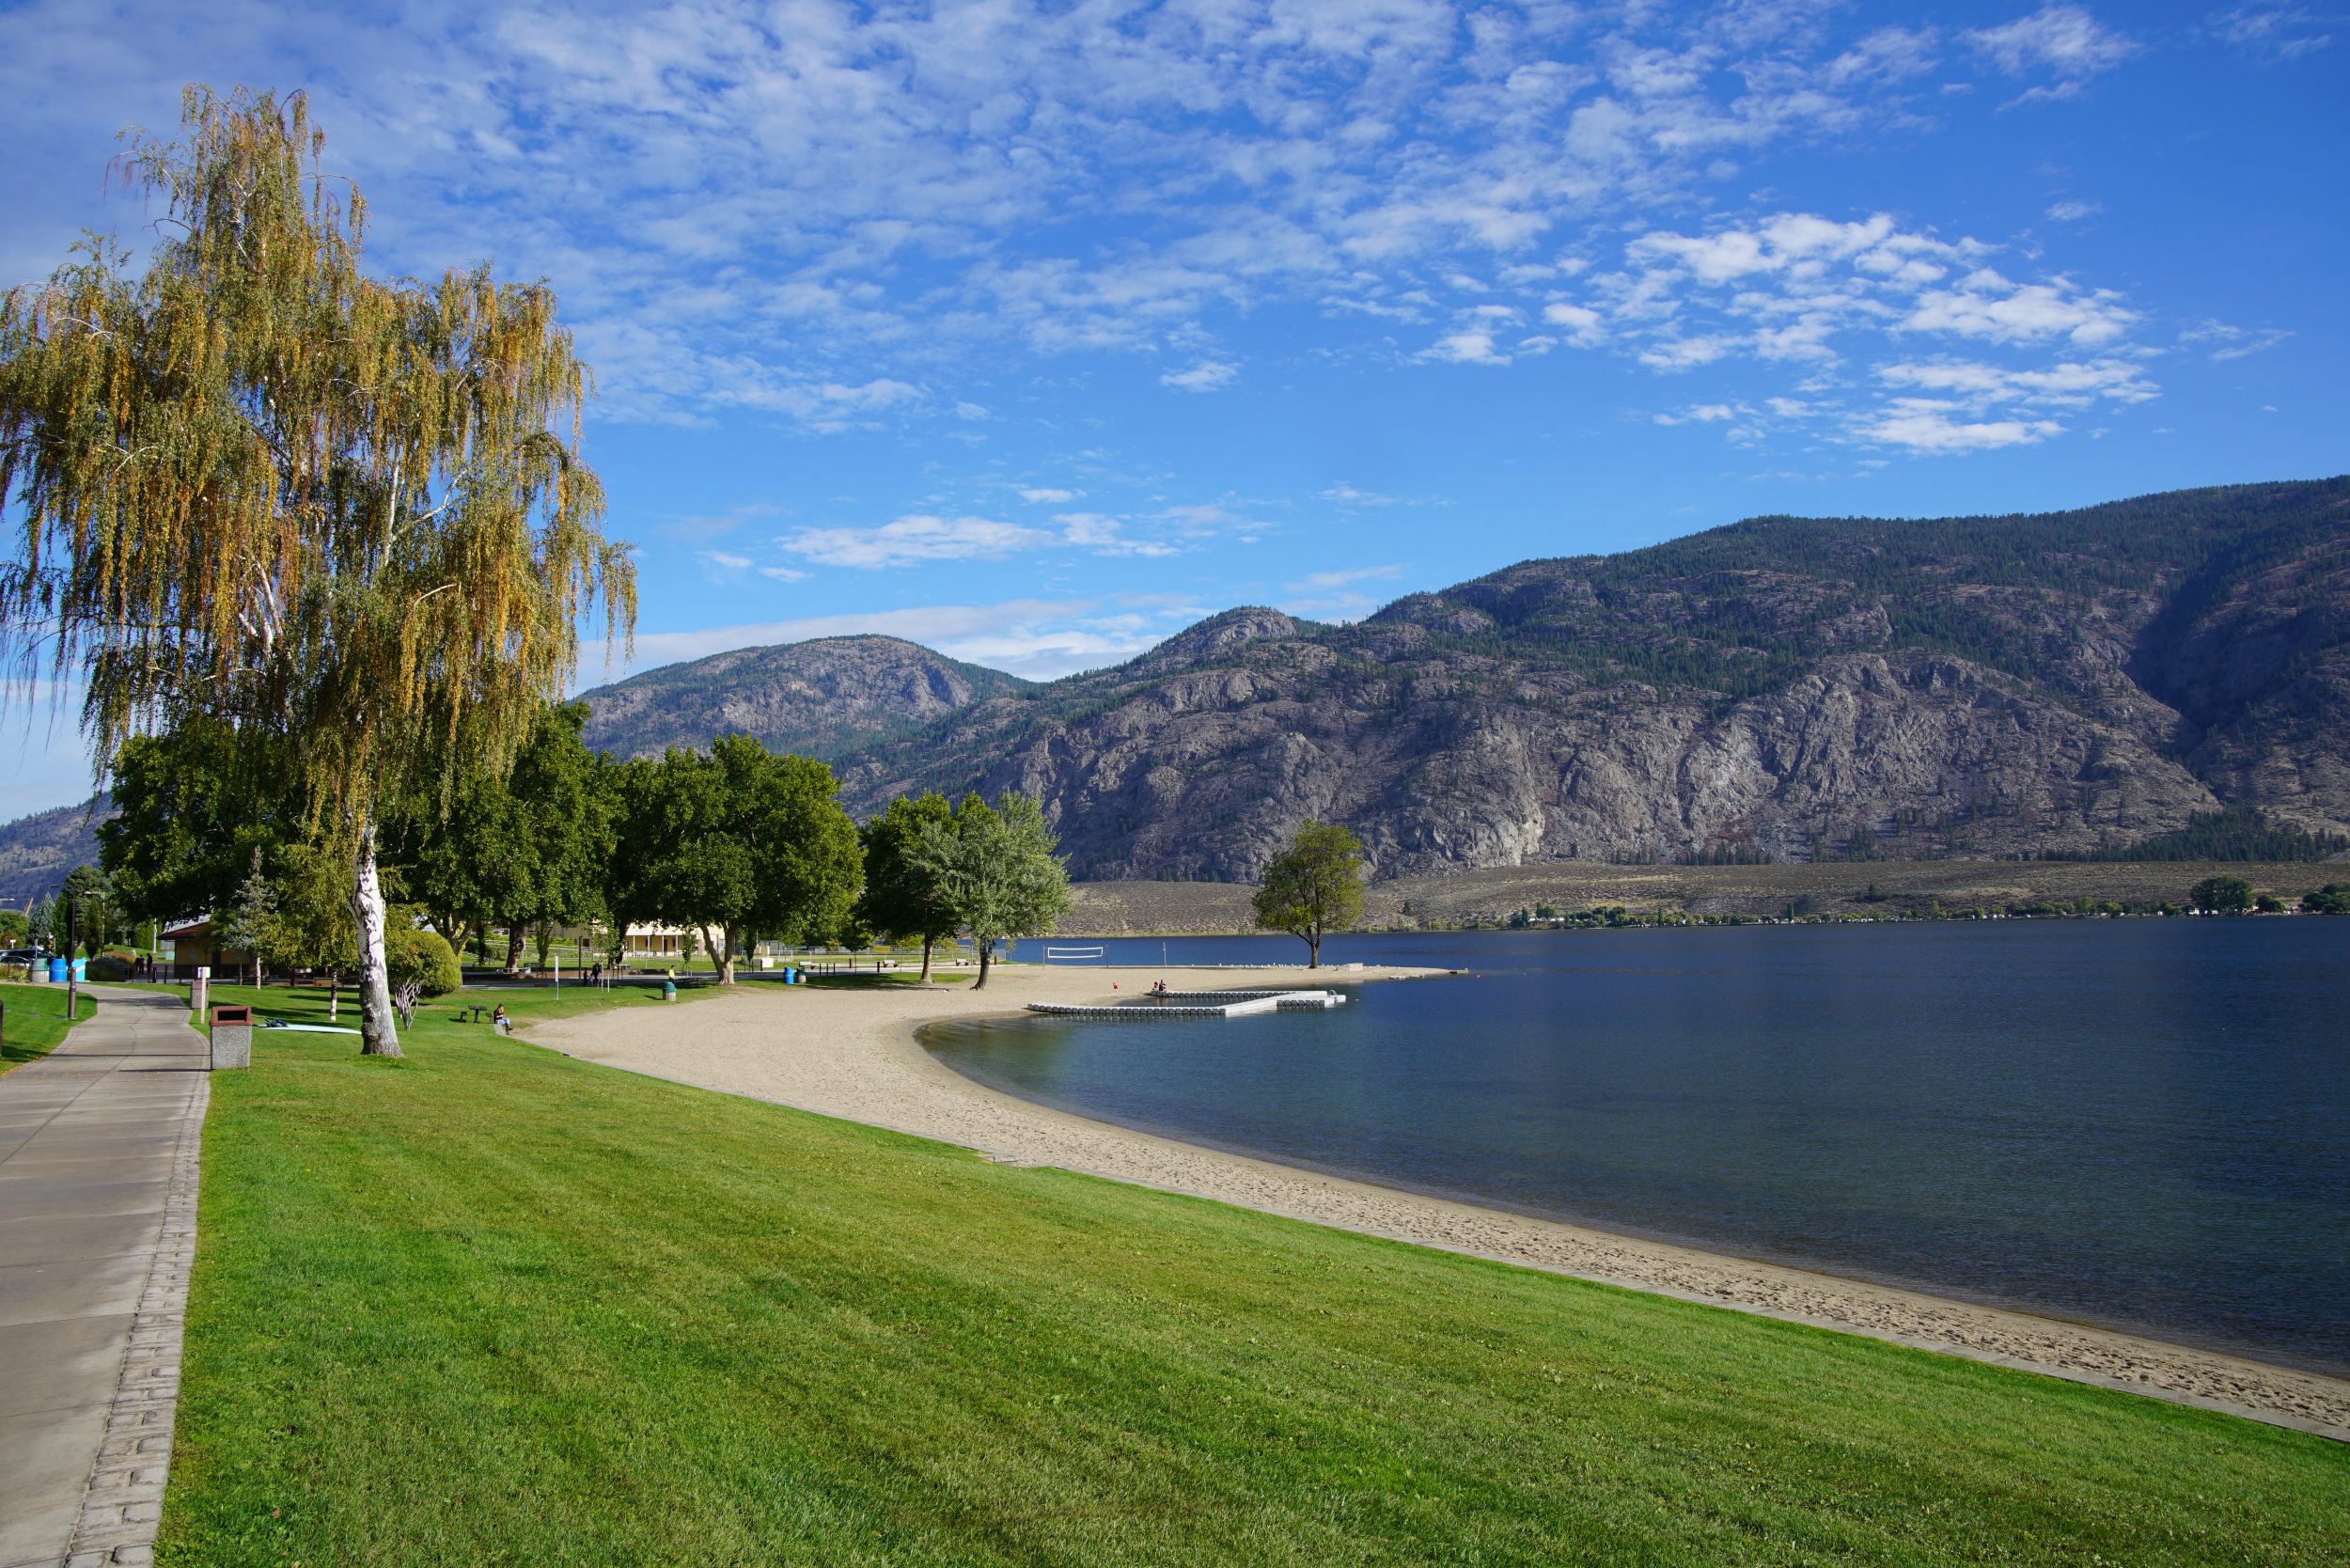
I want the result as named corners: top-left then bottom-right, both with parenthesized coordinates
top-left (529, 964), bottom-right (2350, 1441)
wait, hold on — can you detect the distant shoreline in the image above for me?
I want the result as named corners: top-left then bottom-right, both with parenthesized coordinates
top-left (1057, 858), bottom-right (2348, 934)
top-left (529, 967), bottom-right (2350, 1443)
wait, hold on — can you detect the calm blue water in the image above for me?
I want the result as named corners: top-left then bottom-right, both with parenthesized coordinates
top-left (929, 922), bottom-right (2350, 1374)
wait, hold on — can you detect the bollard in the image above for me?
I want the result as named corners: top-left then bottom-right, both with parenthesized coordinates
top-left (209, 1003), bottom-right (254, 1070)
top-left (190, 965), bottom-right (210, 1021)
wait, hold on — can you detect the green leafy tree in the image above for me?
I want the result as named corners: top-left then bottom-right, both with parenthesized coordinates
top-left (400, 702), bottom-right (609, 970)
top-left (2188, 875), bottom-right (2254, 914)
top-left (265, 839), bottom-right (360, 1017)
top-left (1252, 821), bottom-right (1366, 969)
top-left (0, 907), bottom-right (27, 945)
top-left (606, 735), bottom-right (862, 983)
top-left (58, 864), bottom-right (118, 960)
top-left (0, 88), bottom-right (633, 1056)
top-left (100, 719), bottom-right (299, 931)
top-left (26, 895), bottom-right (54, 952)
top-left (856, 792), bottom-right (960, 981)
top-left (214, 848), bottom-right (278, 987)
top-left (907, 792), bottom-right (1072, 991)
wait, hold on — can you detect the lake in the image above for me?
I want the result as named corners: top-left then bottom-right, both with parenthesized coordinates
top-left (924, 920), bottom-right (2350, 1376)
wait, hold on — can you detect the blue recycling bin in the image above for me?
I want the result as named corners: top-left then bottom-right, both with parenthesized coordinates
top-left (70, 957), bottom-right (86, 982)
top-left (48, 956), bottom-right (69, 982)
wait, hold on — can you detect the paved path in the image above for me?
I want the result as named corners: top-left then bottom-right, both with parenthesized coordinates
top-left (0, 989), bottom-right (207, 1568)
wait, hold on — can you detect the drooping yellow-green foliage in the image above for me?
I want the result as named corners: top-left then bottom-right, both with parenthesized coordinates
top-left (0, 86), bottom-right (634, 1053)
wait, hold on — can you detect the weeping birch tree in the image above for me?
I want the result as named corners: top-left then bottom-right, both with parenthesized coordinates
top-left (0, 86), bottom-right (634, 1056)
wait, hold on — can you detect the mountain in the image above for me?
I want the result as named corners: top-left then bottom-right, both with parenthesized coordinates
top-left (827, 478), bottom-right (2350, 880)
top-left (576, 635), bottom-right (1032, 762)
top-left (0, 793), bottom-right (108, 907)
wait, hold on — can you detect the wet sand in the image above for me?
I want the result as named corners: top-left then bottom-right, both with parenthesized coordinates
top-left (529, 964), bottom-right (2350, 1441)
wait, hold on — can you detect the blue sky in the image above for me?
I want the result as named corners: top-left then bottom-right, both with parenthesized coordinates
top-left (2, 0), bottom-right (2344, 815)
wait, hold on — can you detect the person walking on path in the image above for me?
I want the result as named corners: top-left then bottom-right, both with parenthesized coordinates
top-left (0, 986), bottom-right (210, 1568)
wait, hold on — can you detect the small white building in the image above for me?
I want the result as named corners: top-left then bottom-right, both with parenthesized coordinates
top-left (621, 922), bottom-right (695, 958)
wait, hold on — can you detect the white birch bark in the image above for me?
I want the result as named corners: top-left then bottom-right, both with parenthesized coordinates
top-left (351, 822), bottom-right (400, 1058)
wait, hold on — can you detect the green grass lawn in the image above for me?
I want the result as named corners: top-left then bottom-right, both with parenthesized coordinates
top-left (162, 986), bottom-right (2348, 1566)
top-left (0, 980), bottom-right (95, 1071)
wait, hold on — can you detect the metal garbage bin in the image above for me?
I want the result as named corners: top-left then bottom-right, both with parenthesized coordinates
top-left (209, 1003), bottom-right (254, 1071)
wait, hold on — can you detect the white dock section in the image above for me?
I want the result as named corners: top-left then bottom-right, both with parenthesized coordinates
top-left (1026, 989), bottom-right (1349, 1019)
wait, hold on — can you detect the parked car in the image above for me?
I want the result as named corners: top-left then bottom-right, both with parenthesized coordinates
top-left (2, 947), bottom-right (51, 966)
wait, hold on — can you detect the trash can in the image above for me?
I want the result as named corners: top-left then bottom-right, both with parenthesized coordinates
top-left (209, 1003), bottom-right (254, 1071)
top-left (48, 956), bottom-right (69, 983)
top-left (70, 956), bottom-right (86, 983)
top-left (662, 980), bottom-right (677, 1002)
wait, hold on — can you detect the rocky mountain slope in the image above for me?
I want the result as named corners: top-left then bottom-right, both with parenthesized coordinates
top-left (832, 478), bottom-right (2350, 880)
top-left (0, 794), bottom-right (107, 906)
top-left (576, 635), bottom-right (1030, 762)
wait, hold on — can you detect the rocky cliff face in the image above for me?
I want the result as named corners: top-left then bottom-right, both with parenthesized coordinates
top-left (834, 479), bottom-right (2350, 879)
top-left (577, 635), bottom-right (1030, 763)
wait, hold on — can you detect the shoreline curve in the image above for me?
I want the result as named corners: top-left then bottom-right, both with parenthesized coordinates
top-left (526, 964), bottom-right (2350, 1442)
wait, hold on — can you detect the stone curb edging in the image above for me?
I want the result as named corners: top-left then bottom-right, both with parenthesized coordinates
top-left (63, 1066), bottom-right (209, 1568)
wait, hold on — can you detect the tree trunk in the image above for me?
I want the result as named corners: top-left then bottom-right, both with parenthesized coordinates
top-left (327, 970), bottom-right (338, 1021)
top-left (918, 934), bottom-right (934, 983)
top-left (717, 925), bottom-right (741, 986)
top-left (351, 822), bottom-right (400, 1058)
top-left (1307, 931), bottom-right (1321, 969)
top-left (506, 924), bottom-right (525, 973)
top-left (973, 936), bottom-right (992, 990)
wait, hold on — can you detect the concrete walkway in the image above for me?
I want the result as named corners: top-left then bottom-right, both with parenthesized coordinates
top-left (0, 988), bottom-right (208, 1568)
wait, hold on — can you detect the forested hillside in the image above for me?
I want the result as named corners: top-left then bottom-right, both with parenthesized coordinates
top-left (576, 635), bottom-right (1028, 761)
top-left (831, 478), bottom-right (2350, 880)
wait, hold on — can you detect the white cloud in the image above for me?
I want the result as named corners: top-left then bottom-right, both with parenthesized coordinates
top-left (2044, 199), bottom-right (2101, 222)
top-left (1900, 276), bottom-right (2136, 345)
top-left (1320, 481), bottom-right (1401, 506)
top-left (1966, 7), bottom-right (2140, 77)
top-left (1653, 403), bottom-right (1740, 426)
top-left (2210, 5), bottom-right (2335, 58)
top-left (698, 550), bottom-right (754, 576)
top-left (1056, 512), bottom-right (1180, 557)
top-left (6, 0), bottom-right (2043, 428)
top-left (1019, 487), bottom-right (1079, 504)
top-left (1421, 329), bottom-right (1512, 365)
top-left (1281, 564), bottom-right (1404, 620)
top-left (1541, 301), bottom-right (1606, 345)
top-left (1161, 360), bottom-right (1238, 392)
top-left (2179, 319), bottom-right (2295, 360)
top-left (779, 514), bottom-right (1057, 570)
top-left (1855, 400), bottom-right (2065, 453)
top-left (1875, 356), bottom-right (2156, 406)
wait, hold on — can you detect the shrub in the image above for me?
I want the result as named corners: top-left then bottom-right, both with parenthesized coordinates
top-left (86, 955), bottom-right (134, 981)
top-left (386, 928), bottom-right (462, 997)
top-left (2302, 884), bottom-right (2350, 915)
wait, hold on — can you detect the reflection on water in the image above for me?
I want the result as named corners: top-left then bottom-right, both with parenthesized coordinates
top-left (929, 921), bottom-right (2350, 1374)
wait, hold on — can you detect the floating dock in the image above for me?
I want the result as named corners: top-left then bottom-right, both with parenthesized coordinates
top-left (1026, 989), bottom-right (1348, 1019)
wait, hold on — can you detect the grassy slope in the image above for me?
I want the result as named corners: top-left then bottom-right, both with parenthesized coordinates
top-left (163, 987), bottom-right (2348, 1566)
top-left (0, 980), bottom-right (95, 1071)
